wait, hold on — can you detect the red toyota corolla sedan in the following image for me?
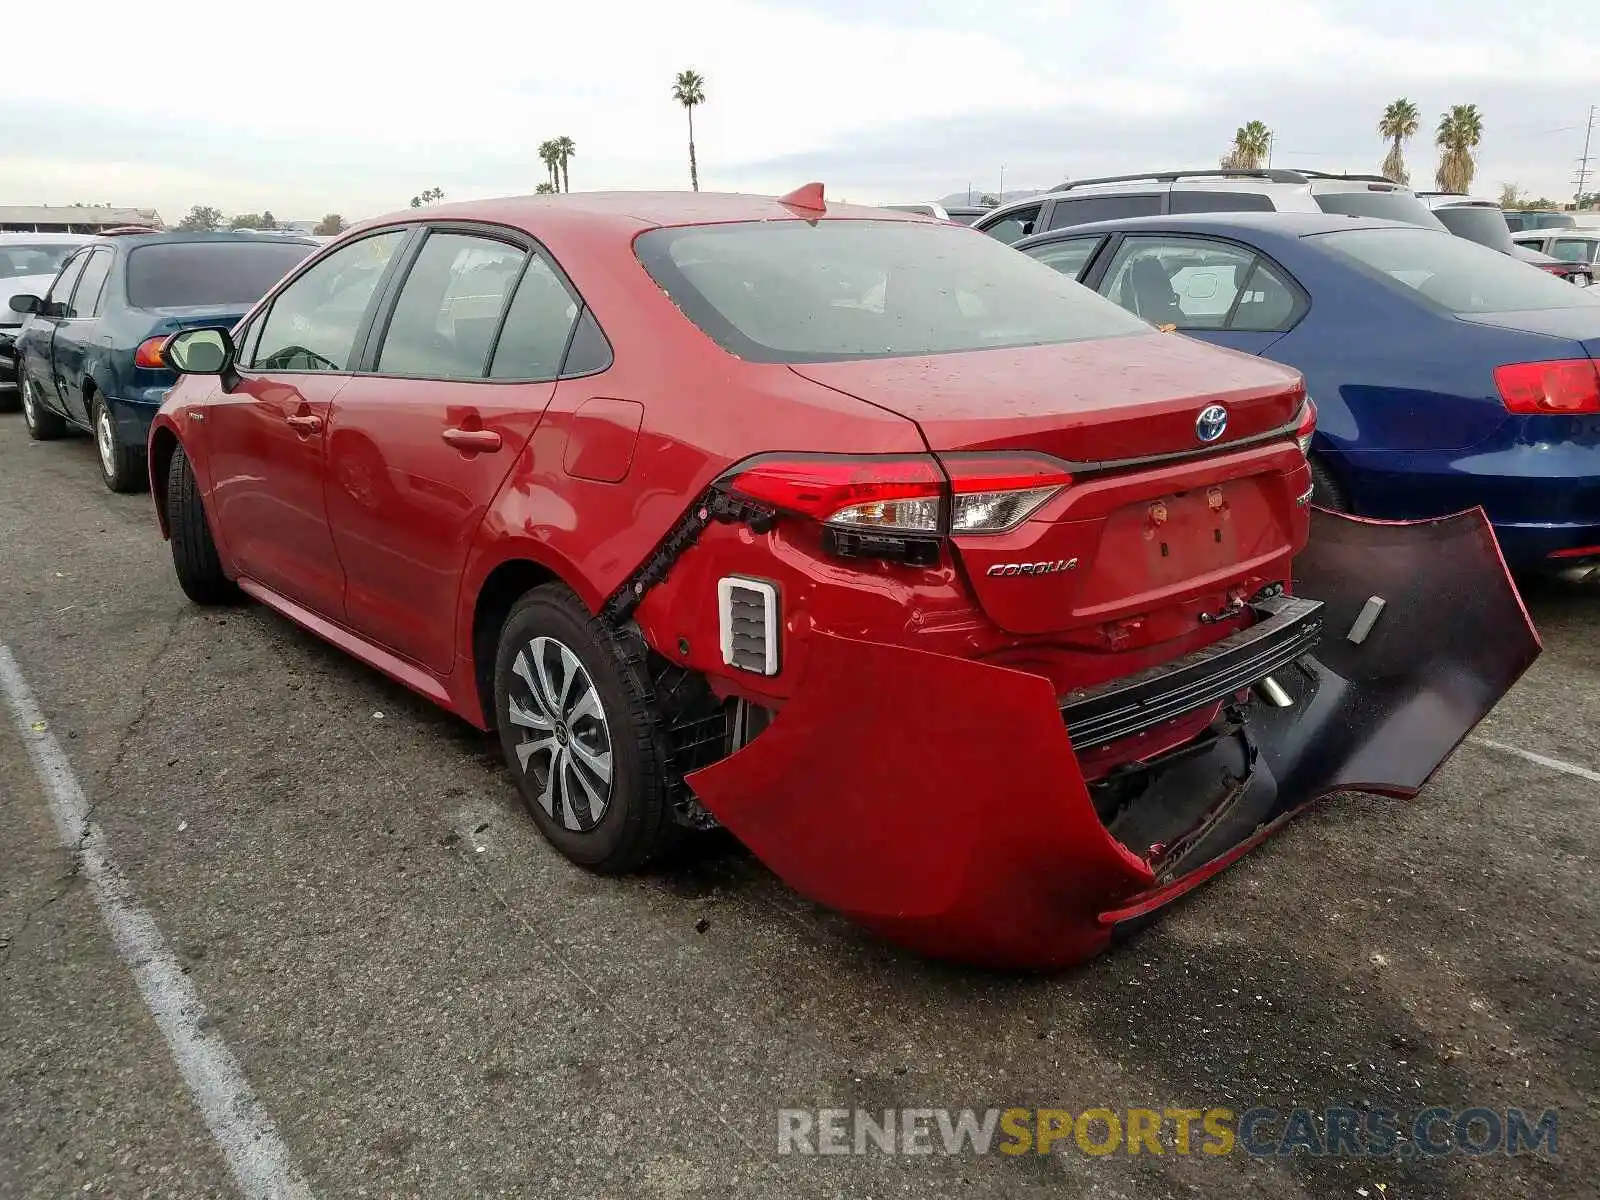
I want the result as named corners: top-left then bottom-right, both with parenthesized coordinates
top-left (149, 187), bottom-right (1537, 968)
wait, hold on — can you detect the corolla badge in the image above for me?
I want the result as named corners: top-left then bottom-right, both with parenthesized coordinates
top-left (1195, 404), bottom-right (1229, 443)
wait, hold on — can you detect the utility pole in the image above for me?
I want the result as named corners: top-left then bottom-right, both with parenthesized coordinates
top-left (1576, 104), bottom-right (1597, 210)
top-left (998, 164), bottom-right (1005, 201)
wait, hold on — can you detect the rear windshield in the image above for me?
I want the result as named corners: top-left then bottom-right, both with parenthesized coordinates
top-left (634, 219), bottom-right (1149, 363)
top-left (1313, 189), bottom-right (1445, 229)
top-left (126, 241), bottom-right (314, 308)
top-left (0, 243), bottom-right (80, 280)
top-left (1431, 206), bottom-right (1515, 253)
top-left (1315, 227), bottom-right (1600, 314)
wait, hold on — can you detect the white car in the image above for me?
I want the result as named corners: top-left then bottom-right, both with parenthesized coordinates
top-left (972, 169), bottom-right (1446, 244)
top-left (0, 233), bottom-right (93, 405)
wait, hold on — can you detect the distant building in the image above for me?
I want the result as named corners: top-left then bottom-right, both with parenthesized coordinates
top-left (0, 205), bottom-right (163, 232)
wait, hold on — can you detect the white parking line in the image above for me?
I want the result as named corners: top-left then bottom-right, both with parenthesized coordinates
top-left (0, 644), bottom-right (315, 1200)
top-left (1469, 737), bottom-right (1600, 785)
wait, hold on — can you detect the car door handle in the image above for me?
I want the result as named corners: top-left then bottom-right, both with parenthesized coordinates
top-left (285, 413), bottom-right (324, 434)
top-left (441, 427), bottom-right (502, 453)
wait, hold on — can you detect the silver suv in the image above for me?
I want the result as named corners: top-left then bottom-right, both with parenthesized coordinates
top-left (973, 169), bottom-right (1445, 243)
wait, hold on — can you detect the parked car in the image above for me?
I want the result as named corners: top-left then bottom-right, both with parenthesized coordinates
top-left (1512, 228), bottom-right (1600, 267)
top-left (1014, 211), bottom-right (1600, 573)
top-left (8, 230), bottom-right (314, 491)
top-left (0, 233), bottom-right (92, 408)
top-left (145, 190), bottom-right (1533, 969)
top-left (1503, 209), bottom-right (1577, 233)
top-left (1419, 193), bottom-right (1591, 287)
top-left (943, 205), bottom-right (990, 226)
top-left (881, 203), bottom-right (950, 219)
top-left (972, 169), bottom-right (1447, 244)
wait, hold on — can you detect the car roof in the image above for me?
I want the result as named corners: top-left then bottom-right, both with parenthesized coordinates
top-left (86, 230), bottom-right (318, 248)
top-left (1012, 210), bottom-right (1419, 247)
top-left (351, 191), bottom-right (934, 239)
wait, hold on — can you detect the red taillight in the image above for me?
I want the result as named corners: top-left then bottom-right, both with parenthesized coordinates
top-left (722, 451), bottom-right (1072, 538)
top-left (1292, 397), bottom-right (1318, 455)
top-left (1548, 544), bottom-right (1600, 560)
top-left (133, 335), bottom-right (169, 369)
top-left (1494, 359), bottom-right (1600, 415)
top-left (725, 455), bottom-right (944, 532)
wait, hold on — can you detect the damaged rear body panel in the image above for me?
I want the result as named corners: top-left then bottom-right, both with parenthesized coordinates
top-left (685, 508), bottom-right (1538, 969)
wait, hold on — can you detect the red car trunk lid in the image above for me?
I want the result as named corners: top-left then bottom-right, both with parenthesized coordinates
top-left (788, 333), bottom-right (1305, 463)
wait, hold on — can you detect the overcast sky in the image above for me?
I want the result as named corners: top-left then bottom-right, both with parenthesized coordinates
top-left (1, 0), bottom-right (1595, 222)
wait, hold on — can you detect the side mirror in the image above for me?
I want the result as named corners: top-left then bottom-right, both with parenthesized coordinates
top-left (8, 294), bottom-right (40, 315)
top-left (164, 326), bottom-right (235, 376)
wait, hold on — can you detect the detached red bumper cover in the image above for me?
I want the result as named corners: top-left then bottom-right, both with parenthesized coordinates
top-left (686, 509), bottom-right (1540, 969)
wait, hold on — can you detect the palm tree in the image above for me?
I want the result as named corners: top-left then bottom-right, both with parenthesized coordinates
top-left (538, 141), bottom-right (559, 191)
top-left (672, 69), bottom-right (706, 191)
top-left (1435, 104), bottom-right (1484, 194)
top-left (1223, 120), bottom-right (1272, 170)
top-left (553, 136), bottom-right (576, 193)
top-left (1377, 97), bottom-right (1420, 185)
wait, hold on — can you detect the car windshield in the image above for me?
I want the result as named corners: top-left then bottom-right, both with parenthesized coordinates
top-left (1313, 189), bottom-right (1446, 229)
top-left (1315, 227), bottom-right (1600, 314)
top-left (634, 219), bottom-right (1149, 363)
top-left (0, 243), bottom-right (81, 281)
top-left (126, 241), bottom-right (314, 308)
top-left (1431, 206), bottom-right (1515, 253)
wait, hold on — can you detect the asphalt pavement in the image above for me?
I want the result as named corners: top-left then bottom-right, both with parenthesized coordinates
top-left (1, 417), bottom-right (1595, 1199)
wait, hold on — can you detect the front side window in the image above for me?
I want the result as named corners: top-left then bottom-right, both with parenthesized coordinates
top-left (1020, 236), bottom-right (1103, 281)
top-left (1098, 235), bottom-right (1300, 330)
top-left (1046, 194), bottom-right (1161, 230)
top-left (1316, 226), bottom-right (1600, 314)
top-left (636, 218), bottom-right (1148, 363)
top-left (45, 251), bottom-right (90, 309)
top-left (376, 232), bottom-right (526, 378)
top-left (489, 255), bottom-right (582, 379)
top-left (67, 249), bottom-right (114, 318)
top-left (250, 231), bottom-right (406, 371)
top-left (979, 205), bottom-right (1043, 245)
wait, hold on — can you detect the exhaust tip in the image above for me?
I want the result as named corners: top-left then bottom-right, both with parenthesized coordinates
top-left (1256, 675), bottom-right (1294, 708)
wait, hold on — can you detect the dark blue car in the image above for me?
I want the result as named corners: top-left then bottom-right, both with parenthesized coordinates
top-left (8, 231), bottom-right (314, 491)
top-left (1013, 212), bottom-right (1600, 574)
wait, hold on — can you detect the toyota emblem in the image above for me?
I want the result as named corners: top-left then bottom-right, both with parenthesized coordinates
top-left (1195, 404), bottom-right (1228, 443)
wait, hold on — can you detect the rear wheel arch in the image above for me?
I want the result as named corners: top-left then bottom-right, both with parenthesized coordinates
top-left (469, 558), bottom-right (563, 726)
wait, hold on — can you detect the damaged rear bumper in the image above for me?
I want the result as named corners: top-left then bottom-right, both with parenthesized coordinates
top-left (685, 509), bottom-right (1540, 969)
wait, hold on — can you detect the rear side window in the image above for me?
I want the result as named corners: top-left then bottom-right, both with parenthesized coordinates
top-left (980, 205), bottom-right (1043, 244)
top-left (1316, 226), bottom-right (1600, 314)
top-left (126, 241), bottom-right (314, 308)
top-left (1169, 190), bottom-right (1275, 214)
top-left (377, 232), bottom-right (525, 378)
top-left (1097, 235), bottom-right (1301, 331)
top-left (66, 248), bottom-right (114, 318)
top-left (1046, 194), bottom-right (1161, 230)
top-left (636, 218), bottom-right (1148, 363)
top-left (1313, 189), bottom-right (1444, 229)
top-left (488, 255), bottom-right (581, 379)
top-left (1551, 238), bottom-right (1599, 264)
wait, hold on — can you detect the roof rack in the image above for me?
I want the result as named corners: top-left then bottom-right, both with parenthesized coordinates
top-left (1049, 168), bottom-right (1310, 192)
top-left (1296, 170), bottom-right (1404, 185)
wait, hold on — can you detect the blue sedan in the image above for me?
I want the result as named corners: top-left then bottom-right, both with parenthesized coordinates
top-left (1013, 212), bottom-right (1600, 574)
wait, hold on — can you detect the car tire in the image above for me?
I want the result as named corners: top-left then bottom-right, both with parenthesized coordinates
top-left (1308, 455), bottom-right (1348, 512)
top-left (166, 445), bottom-right (239, 606)
top-left (92, 394), bottom-right (147, 493)
top-left (20, 375), bottom-right (67, 441)
top-left (493, 584), bottom-right (679, 873)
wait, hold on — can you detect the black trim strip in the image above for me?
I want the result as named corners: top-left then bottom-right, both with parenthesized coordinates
top-left (1060, 595), bottom-right (1323, 751)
